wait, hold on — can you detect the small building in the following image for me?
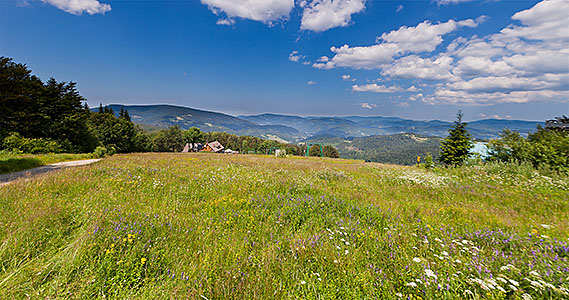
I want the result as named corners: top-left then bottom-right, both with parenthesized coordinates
top-left (202, 141), bottom-right (224, 153)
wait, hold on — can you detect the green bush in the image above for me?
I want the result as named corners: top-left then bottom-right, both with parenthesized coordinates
top-left (2, 133), bottom-right (62, 154)
top-left (93, 146), bottom-right (116, 158)
top-left (487, 126), bottom-right (568, 174)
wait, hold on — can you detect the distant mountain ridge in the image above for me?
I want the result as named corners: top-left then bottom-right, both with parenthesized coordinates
top-left (100, 104), bottom-right (543, 142)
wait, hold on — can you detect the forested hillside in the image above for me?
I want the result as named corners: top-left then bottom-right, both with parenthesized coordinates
top-left (306, 133), bottom-right (442, 165)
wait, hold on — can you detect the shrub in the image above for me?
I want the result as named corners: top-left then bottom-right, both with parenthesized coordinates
top-left (2, 133), bottom-right (62, 154)
top-left (93, 146), bottom-right (116, 158)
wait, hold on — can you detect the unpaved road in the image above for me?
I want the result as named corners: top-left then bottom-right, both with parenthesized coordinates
top-left (0, 159), bottom-right (101, 186)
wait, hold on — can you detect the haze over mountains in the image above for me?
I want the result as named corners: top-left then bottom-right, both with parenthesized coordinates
top-left (105, 104), bottom-right (543, 143)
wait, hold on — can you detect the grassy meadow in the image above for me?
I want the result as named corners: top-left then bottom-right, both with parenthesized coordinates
top-left (0, 153), bottom-right (93, 174)
top-left (0, 153), bottom-right (567, 299)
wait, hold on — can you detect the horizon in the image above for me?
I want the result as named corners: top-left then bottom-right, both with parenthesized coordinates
top-left (101, 103), bottom-right (546, 123)
top-left (2, 0), bottom-right (567, 121)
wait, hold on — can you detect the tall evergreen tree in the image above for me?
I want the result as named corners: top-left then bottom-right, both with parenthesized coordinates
top-left (439, 110), bottom-right (473, 166)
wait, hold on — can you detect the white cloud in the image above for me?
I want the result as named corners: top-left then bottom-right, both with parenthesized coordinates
top-left (314, 18), bottom-right (479, 69)
top-left (307, 80), bottom-right (317, 85)
top-left (342, 74), bottom-right (356, 81)
top-left (201, 0), bottom-right (294, 24)
top-left (216, 19), bottom-right (234, 26)
top-left (396, 5), bottom-right (403, 12)
top-left (359, 102), bottom-right (377, 109)
top-left (381, 55), bottom-right (455, 80)
top-left (42, 0), bottom-right (110, 15)
top-left (289, 50), bottom-right (307, 62)
top-left (397, 102), bottom-right (410, 107)
top-left (300, 0), bottom-right (366, 32)
top-left (352, 84), bottom-right (403, 93)
top-left (406, 85), bottom-right (421, 92)
top-left (436, 0), bottom-right (475, 5)
top-left (408, 93), bottom-right (424, 101)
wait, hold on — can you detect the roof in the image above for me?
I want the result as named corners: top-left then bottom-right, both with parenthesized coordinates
top-left (207, 141), bottom-right (224, 152)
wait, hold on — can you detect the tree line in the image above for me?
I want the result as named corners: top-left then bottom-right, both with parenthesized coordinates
top-left (0, 57), bottom-right (340, 158)
top-left (435, 110), bottom-right (568, 174)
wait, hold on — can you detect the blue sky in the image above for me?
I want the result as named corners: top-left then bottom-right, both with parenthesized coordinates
top-left (1, 0), bottom-right (568, 121)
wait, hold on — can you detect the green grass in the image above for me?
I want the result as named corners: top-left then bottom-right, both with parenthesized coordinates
top-left (0, 153), bottom-right (93, 174)
top-left (0, 153), bottom-right (567, 299)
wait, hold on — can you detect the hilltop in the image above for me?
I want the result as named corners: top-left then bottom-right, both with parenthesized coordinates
top-left (101, 105), bottom-right (543, 142)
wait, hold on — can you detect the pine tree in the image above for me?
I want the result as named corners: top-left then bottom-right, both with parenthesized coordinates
top-left (439, 110), bottom-right (473, 166)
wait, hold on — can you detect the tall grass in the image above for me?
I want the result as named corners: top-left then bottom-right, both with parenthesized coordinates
top-left (0, 153), bottom-right (567, 299)
top-left (0, 153), bottom-right (93, 174)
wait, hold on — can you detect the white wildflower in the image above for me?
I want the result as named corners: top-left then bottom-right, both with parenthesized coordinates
top-left (454, 259), bottom-right (462, 264)
top-left (344, 250), bottom-right (349, 255)
top-left (300, 280), bottom-right (306, 285)
top-left (509, 284), bottom-right (518, 291)
top-left (425, 269), bottom-right (437, 279)
top-left (406, 282), bottom-right (417, 287)
top-left (396, 293), bottom-right (403, 298)
top-left (540, 224), bottom-right (551, 229)
top-left (441, 251), bottom-right (449, 256)
top-left (522, 293), bottom-right (533, 300)
top-left (413, 257), bottom-right (422, 263)
top-left (529, 271), bottom-right (540, 277)
top-left (509, 279), bottom-right (519, 286)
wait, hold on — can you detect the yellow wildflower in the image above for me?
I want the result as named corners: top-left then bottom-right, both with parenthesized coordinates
top-left (141, 258), bottom-right (147, 264)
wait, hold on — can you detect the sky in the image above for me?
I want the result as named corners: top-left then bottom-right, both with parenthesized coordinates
top-left (1, 0), bottom-right (568, 121)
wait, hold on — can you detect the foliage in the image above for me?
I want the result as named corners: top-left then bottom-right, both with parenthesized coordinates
top-left (487, 124), bottom-right (569, 173)
top-left (307, 134), bottom-right (442, 165)
top-left (183, 127), bottom-right (204, 145)
top-left (439, 111), bottom-right (473, 166)
top-left (2, 132), bottom-right (62, 154)
top-left (323, 145), bottom-right (340, 158)
top-left (0, 153), bottom-right (567, 299)
top-left (308, 145), bottom-right (323, 156)
top-left (92, 146), bottom-right (117, 158)
top-left (0, 57), bottom-right (97, 153)
top-left (152, 126), bottom-right (184, 152)
top-left (420, 153), bottom-right (435, 169)
top-left (0, 152), bottom-right (92, 174)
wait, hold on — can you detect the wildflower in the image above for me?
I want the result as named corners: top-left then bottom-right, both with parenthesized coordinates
top-left (396, 293), bottom-right (403, 298)
top-left (509, 279), bottom-right (519, 286)
top-left (406, 282), bottom-right (417, 287)
top-left (454, 259), bottom-right (462, 264)
top-left (413, 257), bottom-right (422, 263)
top-left (425, 269), bottom-right (437, 279)
top-left (441, 251), bottom-right (448, 256)
top-left (521, 293), bottom-right (533, 300)
top-left (300, 280), bottom-right (306, 285)
top-left (141, 257), bottom-right (147, 264)
top-left (529, 271), bottom-right (540, 277)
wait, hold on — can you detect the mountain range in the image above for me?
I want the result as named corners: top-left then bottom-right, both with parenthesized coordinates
top-left (104, 104), bottom-right (543, 142)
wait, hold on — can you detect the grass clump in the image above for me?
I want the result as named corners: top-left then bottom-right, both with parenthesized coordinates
top-left (0, 152), bottom-right (93, 174)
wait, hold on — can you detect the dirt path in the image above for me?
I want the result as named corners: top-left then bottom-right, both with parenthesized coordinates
top-left (0, 159), bottom-right (101, 186)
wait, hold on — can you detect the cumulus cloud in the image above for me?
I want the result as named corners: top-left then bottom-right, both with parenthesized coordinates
top-left (307, 80), bottom-right (317, 85)
top-left (381, 55), bottom-right (455, 80)
top-left (200, 0), bottom-right (294, 24)
top-left (300, 0), bottom-right (366, 32)
top-left (359, 102), bottom-right (377, 109)
top-left (352, 84), bottom-right (403, 93)
top-left (42, 0), bottom-right (110, 15)
top-left (315, 18), bottom-right (479, 69)
top-left (311, 0), bottom-right (569, 106)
